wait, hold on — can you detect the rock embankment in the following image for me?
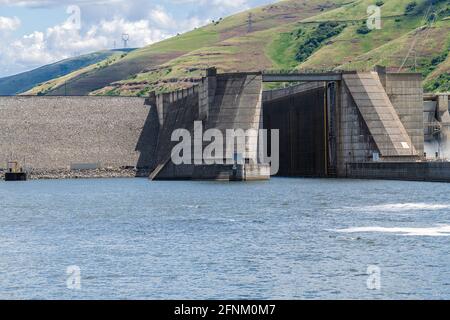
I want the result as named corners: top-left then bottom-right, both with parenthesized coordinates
top-left (31, 168), bottom-right (137, 180)
top-left (1, 168), bottom-right (151, 181)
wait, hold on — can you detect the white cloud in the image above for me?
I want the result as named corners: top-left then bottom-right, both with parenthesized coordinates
top-left (0, 0), bottom-right (249, 7)
top-left (0, 0), bottom-right (125, 7)
top-left (148, 5), bottom-right (209, 32)
top-left (0, 16), bottom-right (20, 31)
top-left (172, 0), bottom-right (248, 7)
top-left (1, 16), bottom-right (171, 74)
top-left (0, 3), bottom-right (211, 75)
top-left (149, 5), bottom-right (173, 29)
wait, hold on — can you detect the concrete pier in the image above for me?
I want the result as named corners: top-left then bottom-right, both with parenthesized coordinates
top-left (149, 70), bottom-right (269, 181)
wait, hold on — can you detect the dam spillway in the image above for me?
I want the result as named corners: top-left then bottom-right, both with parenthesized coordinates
top-left (0, 67), bottom-right (449, 182)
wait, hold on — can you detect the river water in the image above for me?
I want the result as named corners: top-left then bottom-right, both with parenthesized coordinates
top-left (1, 177), bottom-right (449, 299)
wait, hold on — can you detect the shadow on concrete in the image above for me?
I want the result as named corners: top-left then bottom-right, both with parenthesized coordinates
top-left (135, 98), bottom-right (160, 177)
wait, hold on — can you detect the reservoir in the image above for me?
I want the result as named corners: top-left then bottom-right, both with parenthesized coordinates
top-left (1, 178), bottom-right (449, 299)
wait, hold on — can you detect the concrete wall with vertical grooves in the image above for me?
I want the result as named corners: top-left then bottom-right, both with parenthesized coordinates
top-left (206, 73), bottom-right (263, 161)
top-left (0, 96), bottom-right (158, 170)
top-left (342, 72), bottom-right (417, 158)
top-left (336, 83), bottom-right (379, 176)
top-left (384, 73), bottom-right (424, 156)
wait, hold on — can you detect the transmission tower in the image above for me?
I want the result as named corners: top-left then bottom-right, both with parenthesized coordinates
top-left (122, 33), bottom-right (130, 49)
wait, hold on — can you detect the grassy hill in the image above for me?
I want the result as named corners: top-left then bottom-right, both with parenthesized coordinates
top-left (0, 50), bottom-right (132, 96)
top-left (22, 50), bottom-right (134, 95)
top-left (23, 0), bottom-right (450, 96)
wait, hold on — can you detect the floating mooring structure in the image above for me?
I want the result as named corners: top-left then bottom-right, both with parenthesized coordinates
top-left (4, 161), bottom-right (27, 181)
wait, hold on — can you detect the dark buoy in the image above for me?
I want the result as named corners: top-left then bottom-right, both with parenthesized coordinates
top-left (4, 161), bottom-right (28, 181)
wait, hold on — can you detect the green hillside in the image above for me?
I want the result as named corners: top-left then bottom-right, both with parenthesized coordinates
top-left (24, 0), bottom-right (450, 96)
top-left (22, 50), bottom-right (133, 96)
top-left (0, 50), bottom-right (132, 96)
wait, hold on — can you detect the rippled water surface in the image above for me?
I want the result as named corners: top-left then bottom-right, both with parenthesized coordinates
top-left (1, 177), bottom-right (450, 299)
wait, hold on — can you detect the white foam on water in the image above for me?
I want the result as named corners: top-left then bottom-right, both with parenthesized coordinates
top-left (330, 225), bottom-right (450, 237)
top-left (334, 203), bottom-right (450, 213)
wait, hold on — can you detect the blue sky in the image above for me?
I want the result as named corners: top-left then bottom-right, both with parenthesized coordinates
top-left (0, 0), bottom-right (275, 77)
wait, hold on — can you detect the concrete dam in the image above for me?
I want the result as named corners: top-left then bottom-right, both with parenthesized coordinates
top-left (1, 67), bottom-right (449, 182)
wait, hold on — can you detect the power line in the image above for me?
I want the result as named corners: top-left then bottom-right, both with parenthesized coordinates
top-left (398, 4), bottom-right (436, 72)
